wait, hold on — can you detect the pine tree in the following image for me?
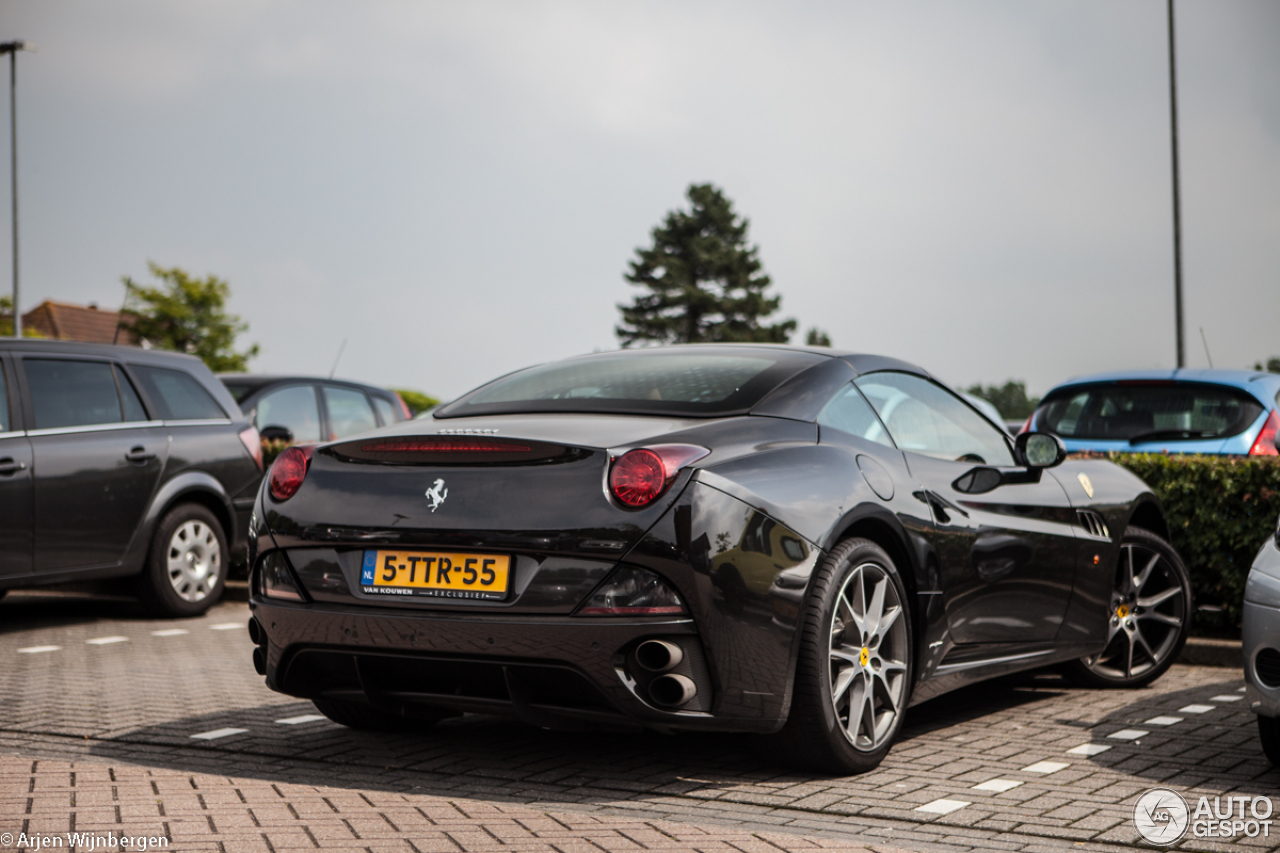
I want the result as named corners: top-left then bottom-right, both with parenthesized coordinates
top-left (617, 184), bottom-right (795, 346)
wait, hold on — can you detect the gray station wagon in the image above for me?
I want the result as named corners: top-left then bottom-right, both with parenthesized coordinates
top-left (0, 340), bottom-right (263, 615)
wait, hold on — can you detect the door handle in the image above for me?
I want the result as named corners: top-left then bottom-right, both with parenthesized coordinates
top-left (0, 457), bottom-right (26, 476)
top-left (125, 446), bottom-right (156, 464)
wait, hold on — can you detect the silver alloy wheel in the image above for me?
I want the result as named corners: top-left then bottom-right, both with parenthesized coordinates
top-left (166, 519), bottom-right (221, 603)
top-left (828, 562), bottom-right (909, 752)
top-left (1084, 542), bottom-right (1187, 679)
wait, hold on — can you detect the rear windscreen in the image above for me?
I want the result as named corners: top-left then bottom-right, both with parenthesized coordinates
top-left (435, 349), bottom-right (826, 418)
top-left (1036, 382), bottom-right (1264, 442)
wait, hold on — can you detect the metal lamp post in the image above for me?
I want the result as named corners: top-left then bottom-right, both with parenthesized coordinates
top-left (1166, 2), bottom-right (1184, 368)
top-left (1, 41), bottom-right (32, 338)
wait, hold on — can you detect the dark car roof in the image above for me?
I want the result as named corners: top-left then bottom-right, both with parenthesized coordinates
top-left (219, 374), bottom-right (397, 395)
top-left (0, 339), bottom-right (248, 422)
top-left (0, 338), bottom-right (209, 368)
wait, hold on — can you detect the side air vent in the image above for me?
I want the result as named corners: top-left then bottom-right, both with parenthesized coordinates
top-left (1077, 509), bottom-right (1110, 539)
top-left (1257, 648), bottom-right (1280, 688)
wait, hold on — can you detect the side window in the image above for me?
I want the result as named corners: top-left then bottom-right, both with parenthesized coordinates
top-left (323, 386), bottom-right (378, 439)
top-left (255, 385), bottom-right (321, 443)
top-left (26, 359), bottom-right (126, 430)
top-left (372, 396), bottom-right (399, 426)
top-left (818, 383), bottom-right (895, 448)
top-left (115, 366), bottom-right (149, 422)
top-left (131, 365), bottom-right (226, 420)
top-left (854, 372), bottom-right (1015, 466)
top-left (0, 361), bottom-right (9, 432)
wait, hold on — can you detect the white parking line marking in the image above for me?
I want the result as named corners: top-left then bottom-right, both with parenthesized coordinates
top-left (1145, 716), bottom-right (1183, 726)
top-left (151, 629), bottom-right (189, 637)
top-left (1211, 695), bottom-right (1243, 702)
top-left (1021, 761), bottom-right (1069, 774)
top-left (209, 623), bottom-right (242, 631)
top-left (190, 728), bottom-right (248, 740)
top-left (916, 799), bottom-right (970, 815)
top-left (1179, 704), bottom-right (1214, 714)
top-left (973, 779), bottom-right (1023, 792)
top-left (1238, 686), bottom-right (1247, 692)
top-left (1108, 729), bottom-right (1148, 740)
top-left (85, 636), bottom-right (129, 645)
top-left (17, 645), bottom-right (60, 654)
top-left (275, 714), bottom-right (326, 725)
top-left (1067, 743), bottom-right (1111, 756)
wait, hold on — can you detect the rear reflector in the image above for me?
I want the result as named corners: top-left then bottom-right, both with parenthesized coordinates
top-left (577, 566), bottom-right (686, 616)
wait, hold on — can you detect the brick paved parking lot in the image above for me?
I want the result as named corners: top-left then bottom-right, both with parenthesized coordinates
top-left (0, 590), bottom-right (1277, 853)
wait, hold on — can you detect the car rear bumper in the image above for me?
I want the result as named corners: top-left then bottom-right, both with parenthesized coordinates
top-left (249, 596), bottom-right (782, 733)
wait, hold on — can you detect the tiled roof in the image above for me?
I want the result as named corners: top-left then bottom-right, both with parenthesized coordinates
top-left (20, 300), bottom-right (139, 345)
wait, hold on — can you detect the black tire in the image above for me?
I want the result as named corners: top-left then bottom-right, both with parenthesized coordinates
top-left (311, 696), bottom-right (447, 732)
top-left (1061, 527), bottom-right (1191, 689)
top-left (763, 538), bottom-right (913, 775)
top-left (137, 503), bottom-right (228, 618)
top-left (1259, 715), bottom-right (1280, 766)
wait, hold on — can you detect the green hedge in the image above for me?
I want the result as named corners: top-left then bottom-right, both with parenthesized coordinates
top-left (1088, 453), bottom-right (1280, 635)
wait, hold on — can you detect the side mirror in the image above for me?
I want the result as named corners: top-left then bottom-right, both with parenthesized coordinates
top-left (1015, 431), bottom-right (1067, 469)
top-left (260, 425), bottom-right (294, 444)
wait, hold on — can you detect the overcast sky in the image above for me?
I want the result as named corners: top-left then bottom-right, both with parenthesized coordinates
top-left (2, 0), bottom-right (1278, 403)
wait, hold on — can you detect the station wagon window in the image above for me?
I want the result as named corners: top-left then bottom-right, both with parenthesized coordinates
top-left (26, 359), bottom-right (134, 430)
top-left (131, 365), bottom-right (226, 421)
top-left (855, 372), bottom-right (1015, 466)
top-left (255, 385), bottom-right (321, 443)
top-left (115, 367), bottom-right (149, 422)
top-left (323, 386), bottom-right (378, 439)
top-left (818, 383), bottom-right (895, 448)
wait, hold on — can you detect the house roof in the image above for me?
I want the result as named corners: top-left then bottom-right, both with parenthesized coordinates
top-left (20, 300), bottom-right (138, 345)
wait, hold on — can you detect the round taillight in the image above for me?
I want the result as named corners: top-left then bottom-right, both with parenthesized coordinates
top-left (269, 447), bottom-right (313, 501)
top-left (609, 449), bottom-right (667, 507)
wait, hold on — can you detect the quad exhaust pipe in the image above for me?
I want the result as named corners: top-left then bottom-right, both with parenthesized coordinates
top-left (635, 639), bottom-right (684, 672)
top-left (634, 640), bottom-right (697, 708)
top-left (648, 674), bottom-right (697, 707)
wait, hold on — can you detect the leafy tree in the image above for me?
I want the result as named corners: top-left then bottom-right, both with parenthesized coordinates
top-left (1254, 357), bottom-right (1280, 373)
top-left (965, 380), bottom-right (1040, 419)
top-left (805, 328), bottom-right (832, 347)
top-left (392, 389), bottom-right (440, 416)
top-left (0, 295), bottom-right (42, 337)
top-left (121, 263), bottom-right (259, 372)
top-left (617, 184), bottom-right (796, 346)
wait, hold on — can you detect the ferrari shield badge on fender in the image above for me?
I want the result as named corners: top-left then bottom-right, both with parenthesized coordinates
top-left (425, 478), bottom-right (448, 512)
top-left (1077, 472), bottom-right (1094, 499)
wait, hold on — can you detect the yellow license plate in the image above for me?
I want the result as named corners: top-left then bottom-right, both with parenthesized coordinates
top-left (360, 550), bottom-right (511, 600)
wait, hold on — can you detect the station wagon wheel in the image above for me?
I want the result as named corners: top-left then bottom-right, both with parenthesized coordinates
top-left (829, 562), bottom-right (909, 752)
top-left (138, 503), bottom-right (228, 618)
top-left (167, 519), bottom-right (222, 603)
top-left (764, 538), bottom-right (913, 775)
top-left (1063, 527), bottom-right (1190, 689)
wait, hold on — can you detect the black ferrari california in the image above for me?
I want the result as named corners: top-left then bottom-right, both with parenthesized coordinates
top-left (247, 345), bottom-right (1191, 773)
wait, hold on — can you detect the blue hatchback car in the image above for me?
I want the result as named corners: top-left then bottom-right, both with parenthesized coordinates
top-left (1027, 369), bottom-right (1280, 455)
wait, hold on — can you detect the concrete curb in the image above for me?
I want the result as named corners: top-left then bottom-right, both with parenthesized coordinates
top-left (1179, 636), bottom-right (1243, 668)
